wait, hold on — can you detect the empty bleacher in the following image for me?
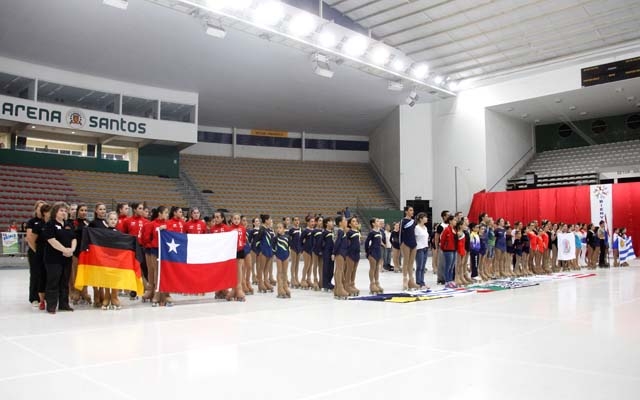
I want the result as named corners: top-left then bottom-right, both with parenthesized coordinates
top-left (63, 170), bottom-right (188, 210)
top-left (180, 155), bottom-right (396, 220)
top-left (0, 165), bottom-right (81, 227)
top-left (508, 139), bottom-right (640, 189)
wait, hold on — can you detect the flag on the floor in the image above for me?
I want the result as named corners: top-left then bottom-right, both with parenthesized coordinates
top-left (158, 230), bottom-right (237, 294)
top-left (76, 228), bottom-right (145, 293)
top-left (619, 236), bottom-right (636, 263)
top-left (557, 232), bottom-right (576, 261)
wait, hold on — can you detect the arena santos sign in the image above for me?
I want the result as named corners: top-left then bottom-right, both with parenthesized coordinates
top-left (0, 95), bottom-right (196, 143)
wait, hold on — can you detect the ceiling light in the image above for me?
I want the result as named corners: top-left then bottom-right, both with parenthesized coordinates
top-left (569, 105), bottom-right (577, 110)
top-left (434, 75), bottom-right (444, 85)
top-left (521, 113), bottom-right (528, 118)
top-left (253, 1), bottom-right (285, 27)
top-left (205, 22), bottom-right (226, 38)
top-left (71, 131), bottom-right (76, 134)
top-left (627, 96), bottom-right (636, 102)
top-left (103, 0), bottom-right (128, 10)
top-left (370, 45), bottom-right (390, 65)
top-left (448, 81), bottom-right (458, 91)
top-left (311, 53), bottom-right (333, 79)
top-left (615, 87), bottom-right (624, 93)
top-left (288, 12), bottom-right (316, 37)
top-left (317, 29), bottom-right (337, 48)
top-left (391, 58), bottom-right (405, 72)
top-left (406, 90), bottom-right (419, 107)
top-left (580, 111), bottom-right (588, 116)
top-left (534, 119), bottom-right (541, 124)
top-left (31, 125), bottom-right (36, 129)
top-left (506, 107), bottom-right (514, 112)
top-left (554, 98), bottom-right (562, 103)
top-left (411, 64), bottom-right (429, 79)
top-left (343, 35), bottom-right (368, 57)
top-left (388, 81), bottom-right (403, 91)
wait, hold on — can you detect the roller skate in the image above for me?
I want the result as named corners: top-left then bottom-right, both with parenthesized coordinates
top-left (284, 284), bottom-right (291, 298)
top-left (235, 287), bottom-right (246, 302)
top-left (264, 280), bottom-right (274, 293)
top-left (312, 280), bottom-right (320, 291)
top-left (226, 288), bottom-right (237, 301)
top-left (101, 292), bottom-right (111, 311)
top-left (70, 289), bottom-right (81, 305)
top-left (151, 292), bottom-right (161, 307)
top-left (243, 279), bottom-right (254, 295)
top-left (300, 279), bottom-right (310, 290)
top-left (257, 280), bottom-right (268, 294)
top-left (347, 285), bottom-right (360, 297)
top-left (141, 287), bottom-right (154, 303)
top-left (110, 290), bottom-right (121, 310)
top-left (374, 281), bottom-right (384, 294)
top-left (93, 288), bottom-right (104, 308)
top-left (269, 278), bottom-right (277, 286)
top-left (407, 279), bottom-right (420, 291)
top-left (276, 283), bottom-right (286, 299)
top-left (369, 282), bottom-right (381, 295)
top-left (214, 290), bottom-right (228, 299)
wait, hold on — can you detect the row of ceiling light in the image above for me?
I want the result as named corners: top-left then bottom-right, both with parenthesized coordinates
top-left (103, 0), bottom-right (458, 94)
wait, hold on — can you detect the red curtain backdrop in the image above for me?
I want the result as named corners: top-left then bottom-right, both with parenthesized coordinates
top-left (467, 183), bottom-right (640, 254)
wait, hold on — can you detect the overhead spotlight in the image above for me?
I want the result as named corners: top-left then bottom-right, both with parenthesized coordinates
top-left (569, 105), bottom-right (577, 110)
top-left (344, 35), bottom-right (368, 57)
top-left (31, 125), bottom-right (36, 129)
top-left (554, 98), bottom-right (562, 103)
top-left (205, 22), bottom-right (226, 38)
top-left (627, 96), bottom-right (636, 102)
top-left (317, 28), bottom-right (337, 48)
top-left (103, 0), bottom-right (128, 10)
top-left (448, 81), bottom-right (458, 91)
top-left (580, 111), bottom-right (588, 116)
top-left (534, 119), bottom-right (541, 124)
top-left (506, 107), bottom-right (514, 112)
top-left (253, 1), bottom-right (285, 26)
top-left (311, 53), bottom-right (334, 79)
top-left (288, 12), bottom-right (316, 37)
top-left (391, 58), bottom-right (405, 72)
top-left (521, 113), bottom-right (528, 119)
top-left (406, 90), bottom-right (419, 107)
top-left (434, 75), bottom-right (444, 85)
top-left (411, 64), bottom-right (429, 79)
top-left (370, 45), bottom-right (390, 65)
top-left (388, 81), bottom-right (404, 91)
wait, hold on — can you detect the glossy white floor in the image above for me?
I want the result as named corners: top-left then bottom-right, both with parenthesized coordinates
top-left (1, 258), bottom-right (639, 400)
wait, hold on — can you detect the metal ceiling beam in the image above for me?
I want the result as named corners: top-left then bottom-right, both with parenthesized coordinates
top-left (342, 0), bottom-right (387, 15)
top-left (329, 0), bottom-right (353, 7)
top-left (442, 31), bottom-right (640, 80)
top-left (403, 0), bottom-right (596, 53)
top-left (420, 5), bottom-right (639, 71)
top-left (354, 0), bottom-right (431, 24)
top-left (391, 0), bottom-right (549, 46)
top-left (363, 0), bottom-right (452, 29)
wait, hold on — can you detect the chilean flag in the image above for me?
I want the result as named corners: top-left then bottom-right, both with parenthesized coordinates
top-left (158, 230), bottom-right (237, 294)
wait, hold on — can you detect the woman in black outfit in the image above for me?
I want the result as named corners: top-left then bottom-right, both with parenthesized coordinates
top-left (26, 200), bottom-right (47, 307)
top-left (42, 202), bottom-right (76, 314)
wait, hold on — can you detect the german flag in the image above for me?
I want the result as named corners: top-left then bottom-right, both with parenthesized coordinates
top-left (76, 228), bottom-right (145, 293)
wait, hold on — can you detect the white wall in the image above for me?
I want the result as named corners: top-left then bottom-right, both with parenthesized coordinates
top-left (368, 107), bottom-right (400, 205)
top-left (485, 110), bottom-right (535, 192)
top-left (399, 103), bottom-right (433, 205)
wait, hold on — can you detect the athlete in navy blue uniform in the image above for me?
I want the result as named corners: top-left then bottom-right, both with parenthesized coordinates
top-left (250, 217), bottom-right (261, 285)
top-left (257, 215), bottom-right (274, 293)
top-left (274, 223), bottom-right (291, 298)
top-left (345, 217), bottom-right (362, 296)
top-left (241, 216), bottom-right (254, 295)
top-left (300, 217), bottom-right (316, 289)
top-left (311, 216), bottom-right (324, 291)
top-left (400, 206), bottom-right (419, 290)
top-left (365, 218), bottom-right (384, 294)
top-left (332, 216), bottom-right (349, 299)
top-left (288, 216), bottom-right (302, 288)
top-left (321, 217), bottom-right (335, 291)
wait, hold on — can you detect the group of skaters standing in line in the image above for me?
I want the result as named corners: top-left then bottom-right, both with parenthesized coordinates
top-left (25, 200), bottom-right (632, 313)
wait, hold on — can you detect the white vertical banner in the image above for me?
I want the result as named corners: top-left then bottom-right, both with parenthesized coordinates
top-left (557, 232), bottom-right (576, 261)
top-left (590, 184), bottom-right (613, 246)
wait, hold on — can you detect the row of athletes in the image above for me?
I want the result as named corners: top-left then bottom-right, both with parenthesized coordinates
top-left (429, 211), bottom-right (620, 289)
top-left (26, 201), bottom-right (391, 312)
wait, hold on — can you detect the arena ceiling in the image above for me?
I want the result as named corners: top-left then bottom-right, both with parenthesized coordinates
top-left (0, 0), bottom-right (639, 135)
